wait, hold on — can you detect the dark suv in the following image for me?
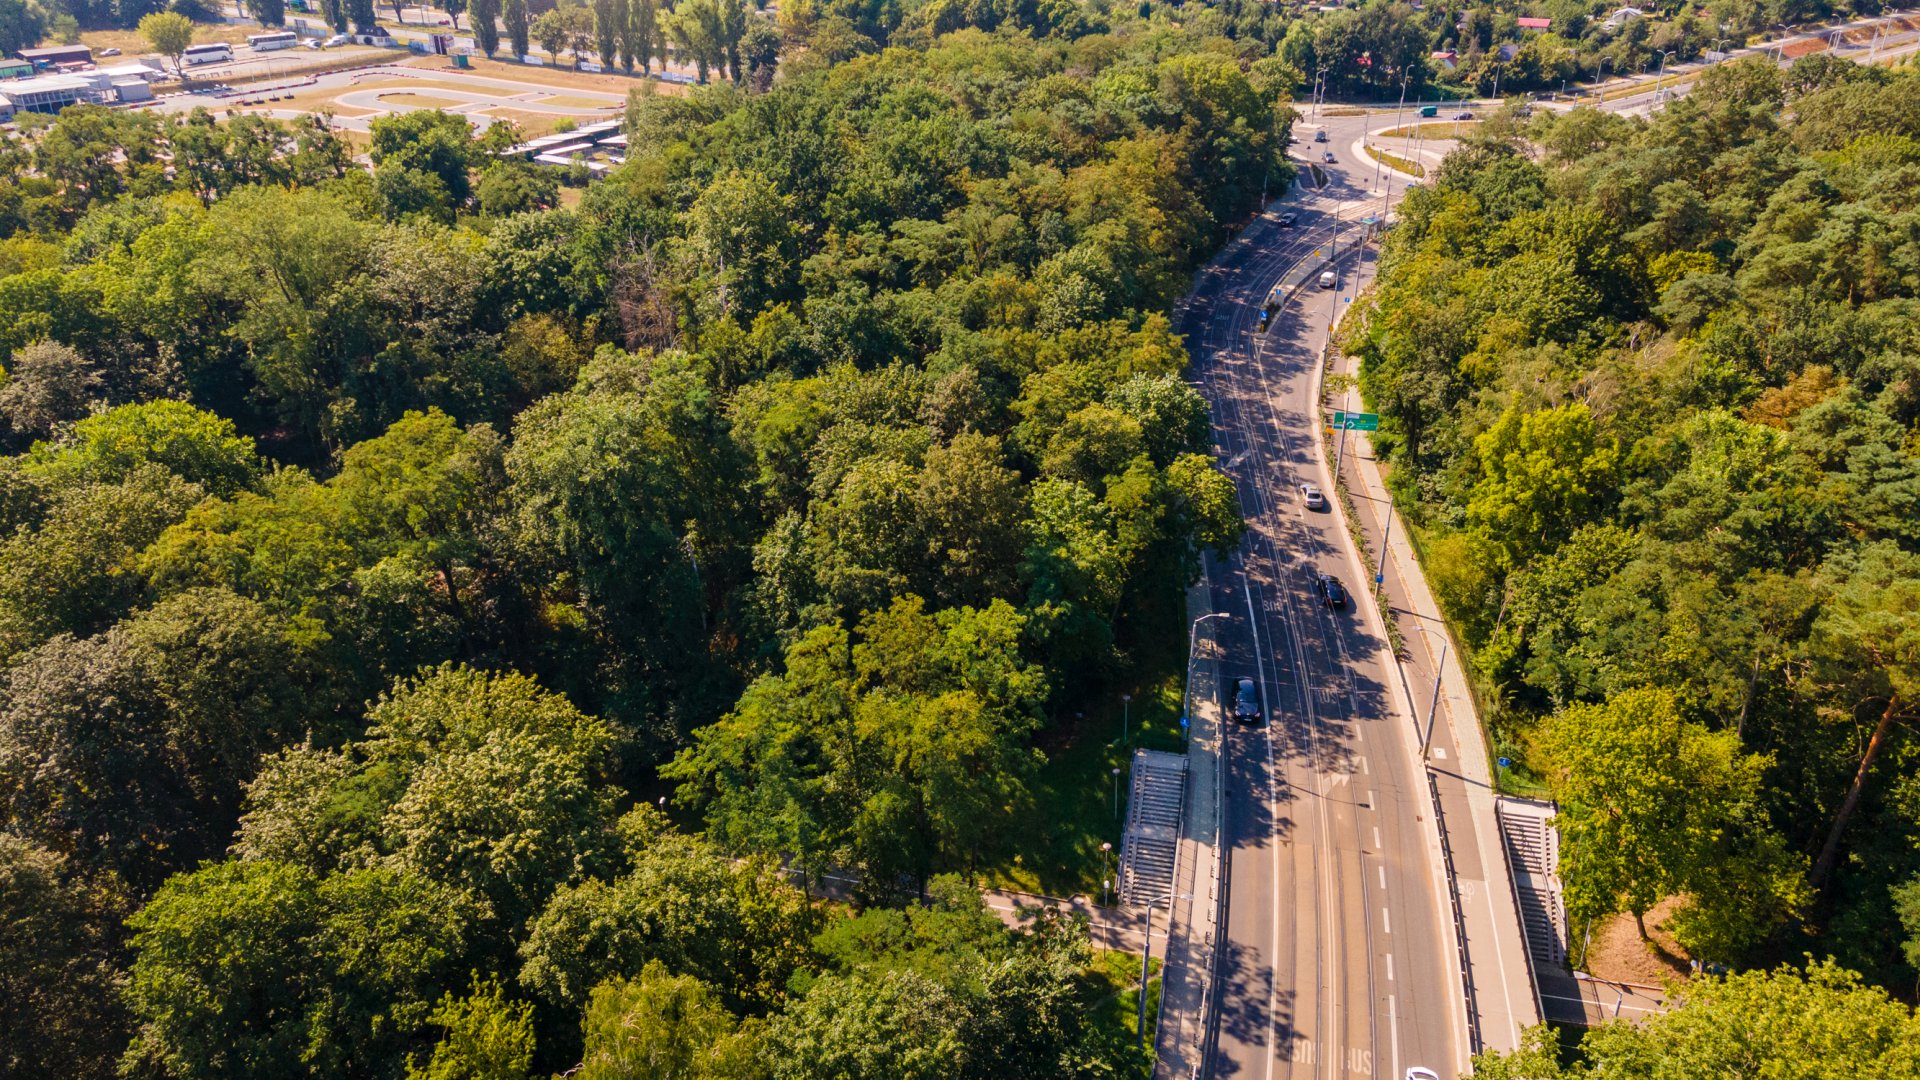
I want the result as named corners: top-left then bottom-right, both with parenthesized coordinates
top-left (1233, 677), bottom-right (1263, 724)
top-left (1318, 574), bottom-right (1347, 609)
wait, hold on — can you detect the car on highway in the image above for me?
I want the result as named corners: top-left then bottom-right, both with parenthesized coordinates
top-left (1278, 211), bottom-right (1297, 226)
top-left (1300, 483), bottom-right (1326, 510)
top-left (1313, 129), bottom-right (1328, 142)
top-left (1453, 111), bottom-right (1474, 120)
top-left (1322, 151), bottom-right (1337, 163)
top-left (1318, 574), bottom-right (1347, 609)
top-left (1318, 270), bottom-right (1337, 289)
top-left (1232, 677), bottom-right (1263, 724)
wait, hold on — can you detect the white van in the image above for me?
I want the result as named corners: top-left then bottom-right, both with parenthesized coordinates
top-left (1319, 270), bottom-right (1337, 289)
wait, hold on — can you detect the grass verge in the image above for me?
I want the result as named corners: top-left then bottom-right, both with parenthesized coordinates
top-left (983, 579), bottom-right (1191, 899)
top-left (1087, 949), bottom-right (1160, 1078)
top-left (1376, 120), bottom-right (1477, 140)
top-left (1367, 145), bottom-right (1426, 178)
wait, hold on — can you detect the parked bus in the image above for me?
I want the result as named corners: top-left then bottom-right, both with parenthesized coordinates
top-left (248, 31), bottom-right (298, 51)
top-left (184, 42), bottom-right (235, 64)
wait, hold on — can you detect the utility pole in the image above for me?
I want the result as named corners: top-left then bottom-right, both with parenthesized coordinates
top-left (1420, 638), bottom-right (1450, 758)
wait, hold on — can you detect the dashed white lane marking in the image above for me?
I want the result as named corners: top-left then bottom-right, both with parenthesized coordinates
top-left (1382, 907), bottom-right (1392, 934)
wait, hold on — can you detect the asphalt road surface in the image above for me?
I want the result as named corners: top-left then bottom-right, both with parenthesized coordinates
top-left (1181, 136), bottom-right (1461, 1080)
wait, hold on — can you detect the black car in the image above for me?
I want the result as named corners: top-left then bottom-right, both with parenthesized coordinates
top-left (1318, 574), bottom-right (1347, 609)
top-left (1453, 111), bottom-right (1474, 120)
top-left (1233, 677), bottom-right (1263, 723)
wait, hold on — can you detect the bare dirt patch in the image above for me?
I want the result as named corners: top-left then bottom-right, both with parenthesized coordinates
top-left (1582, 897), bottom-right (1692, 987)
top-left (374, 90), bottom-right (473, 108)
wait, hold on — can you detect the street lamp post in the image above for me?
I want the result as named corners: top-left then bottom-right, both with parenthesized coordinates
top-left (1417, 625), bottom-right (1450, 759)
top-left (1101, 841), bottom-right (1113, 907)
top-left (1111, 766), bottom-right (1123, 819)
top-left (1137, 890), bottom-right (1193, 1055)
top-left (1652, 49), bottom-right (1670, 104)
top-left (1121, 692), bottom-right (1132, 745)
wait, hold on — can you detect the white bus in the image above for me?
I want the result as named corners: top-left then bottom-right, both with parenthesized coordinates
top-left (183, 42), bottom-right (235, 64)
top-left (247, 31), bottom-right (298, 51)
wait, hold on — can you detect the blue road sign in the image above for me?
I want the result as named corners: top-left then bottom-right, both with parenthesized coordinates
top-left (1497, 757), bottom-right (1512, 768)
top-left (1180, 715), bottom-right (1190, 729)
top-left (1375, 573), bottom-right (1384, 584)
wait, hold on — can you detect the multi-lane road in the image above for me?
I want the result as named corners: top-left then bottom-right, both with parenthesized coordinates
top-left (1168, 18), bottom-right (1917, 1072)
top-left (1178, 130), bottom-right (1470, 1080)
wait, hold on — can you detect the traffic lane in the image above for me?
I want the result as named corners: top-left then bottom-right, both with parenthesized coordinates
top-left (1205, 276), bottom-right (1306, 1080)
top-left (1210, 559), bottom-right (1298, 1078)
top-left (1202, 209), bottom-right (1329, 1080)
top-left (1251, 230), bottom-right (1459, 1074)
top-left (1210, 259), bottom-right (1371, 1080)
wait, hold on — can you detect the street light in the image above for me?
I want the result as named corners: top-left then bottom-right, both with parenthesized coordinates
top-left (1651, 49), bottom-right (1671, 105)
top-left (1416, 624), bottom-right (1450, 760)
top-left (1121, 692), bottom-right (1132, 745)
top-left (1111, 766), bottom-right (1123, 819)
top-left (1101, 842), bottom-right (1113, 907)
top-left (1137, 890), bottom-right (1193, 1055)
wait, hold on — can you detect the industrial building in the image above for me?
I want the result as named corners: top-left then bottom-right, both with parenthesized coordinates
top-left (15, 44), bottom-right (94, 70)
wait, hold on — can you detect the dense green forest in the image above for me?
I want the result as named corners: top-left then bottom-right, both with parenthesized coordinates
top-left (1354, 57), bottom-right (1920, 986)
top-left (0, 11), bottom-right (1288, 1076)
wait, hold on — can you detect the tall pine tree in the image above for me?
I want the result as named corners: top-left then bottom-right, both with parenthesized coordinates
top-left (503, 0), bottom-right (530, 59)
top-left (469, 0), bottom-right (499, 54)
top-left (594, 0), bottom-right (619, 67)
top-left (626, 0), bottom-right (655, 74)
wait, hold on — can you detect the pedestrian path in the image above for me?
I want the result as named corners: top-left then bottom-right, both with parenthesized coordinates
top-left (1151, 574), bottom-right (1226, 1079)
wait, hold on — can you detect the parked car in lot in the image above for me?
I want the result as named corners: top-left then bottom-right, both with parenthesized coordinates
top-left (1233, 677), bottom-right (1263, 724)
top-left (1300, 483), bottom-right (1326, 510)
top-left (324, 33), bottom-right (349, 46)
top-left (1318, 574), bottom-right (1347, 609)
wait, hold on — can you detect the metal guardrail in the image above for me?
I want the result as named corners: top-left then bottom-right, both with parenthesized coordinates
top-left (1428, 770), bottom-right (1483, 1056)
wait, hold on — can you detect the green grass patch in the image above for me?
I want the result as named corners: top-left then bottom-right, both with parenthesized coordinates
top-left (1086, 948), bottom-right (1160, 1078)
top-left (1368, 145), bottom-right (1427, 178)
top-left (1377, 121), bottom-right (1478, 141)
top-left (983, 580), bottom-right (1191, 899)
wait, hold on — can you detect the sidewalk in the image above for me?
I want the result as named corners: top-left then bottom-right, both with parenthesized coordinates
top-left (1151, 573), bottom-right (1225, 1079)
top-left (1331, 246), bottom-right (1541, 1052)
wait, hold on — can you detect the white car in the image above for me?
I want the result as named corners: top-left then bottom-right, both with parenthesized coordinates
top-left (324, 33), bottom-right (349, 46)
top-left (1407, 1069), bottom-right (1442, 1080)
top-left (99, 46), bottom-right (121, 56)
top-left (1300, 483), bottom-right (1327, 511)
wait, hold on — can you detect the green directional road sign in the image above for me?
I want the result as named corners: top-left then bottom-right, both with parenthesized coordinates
top-left (1330, 410), bottom-right (1380, 431)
